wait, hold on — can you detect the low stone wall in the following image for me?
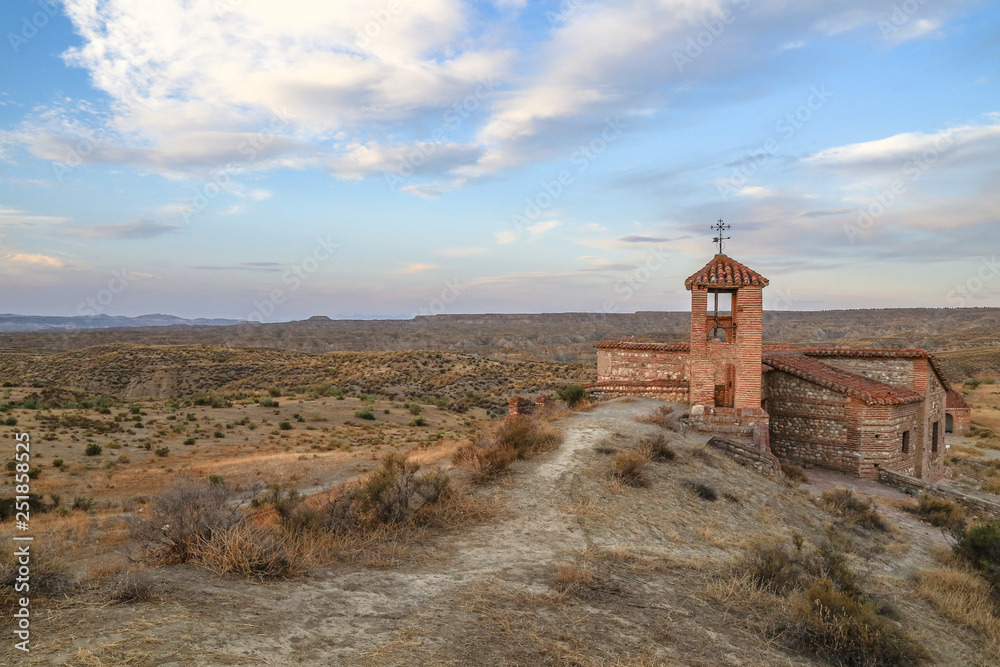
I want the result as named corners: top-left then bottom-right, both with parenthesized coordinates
top-left (585, 381), bottom-right (689, 402)
top-left (879, 469), bottom-right (1000, 520)
top-left (707, 436), bottom-right (782, 476)
top-left (506, 395), bottom-right (551, 420)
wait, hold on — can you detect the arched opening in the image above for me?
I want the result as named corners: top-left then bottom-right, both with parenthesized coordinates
top-left (945, 413), bottom-right (954, 433)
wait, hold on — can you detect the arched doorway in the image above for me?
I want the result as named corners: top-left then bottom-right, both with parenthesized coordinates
top-left (946, 413), bottom-right (954, 433)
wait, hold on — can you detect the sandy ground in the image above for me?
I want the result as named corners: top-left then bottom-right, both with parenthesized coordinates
top-left (4, 398), bottom-right (994, 666)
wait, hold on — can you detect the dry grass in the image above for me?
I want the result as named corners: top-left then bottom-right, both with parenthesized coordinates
top-left (612, 448), bottom-right (651, 487)
top-left (819, 488), bottom-right (890, 532)
top-left (909, 495), bottom-right (967, 531)
top-left (461, 415), bottom-right (563, 483)
top-left (917, 562), bottom-right (1000, 656)
top-left (191, 522), bottom-right (309, 580)
top-left (553, 562), bottom-right (597, 591)
top-left (636, 404), bottom-right (676, 429)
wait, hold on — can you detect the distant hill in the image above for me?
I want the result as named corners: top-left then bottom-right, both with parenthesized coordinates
top-left (1, 308), bottom-right (998, 379)
top-left (0, 313), bottom-right (241, 332)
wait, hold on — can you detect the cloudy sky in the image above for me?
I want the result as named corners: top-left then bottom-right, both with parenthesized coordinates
top-left (1, 0), bottom-right (998, 320)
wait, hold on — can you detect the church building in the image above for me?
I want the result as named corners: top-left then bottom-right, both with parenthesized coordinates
top-left (588, 249), bottom-right (949, 482)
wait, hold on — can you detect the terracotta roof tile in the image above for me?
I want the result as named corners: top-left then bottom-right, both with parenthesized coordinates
top-left (594, 340), bottom-right (691, 351)
top-left (946, 389), bottom-right (971, 410)
top-left (763, 351), bottom-right (924, 405)
top-left (684, 254), bottom-right (769, 289)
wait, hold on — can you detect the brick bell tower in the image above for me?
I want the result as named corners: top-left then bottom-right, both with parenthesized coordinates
top-left (684, 223), bottom-right (769, 417)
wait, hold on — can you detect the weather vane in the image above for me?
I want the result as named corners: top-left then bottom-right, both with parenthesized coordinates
top-left (711, 219), bottom-right (731, 254)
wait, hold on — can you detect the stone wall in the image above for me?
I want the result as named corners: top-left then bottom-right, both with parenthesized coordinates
top-left (595, 348), bottom-right (689, 383)
top-left (854, 402), bottom-right (922, 479)
top-left (586, 381), bottom-right (689, 402)
top-left (767, 371), bottom-right (859, 475)
top-left (947, 408), bottom-right (971, 435)
top-left (821, 358), bottom-right (914, 388)
top-left (879, 469), bottom-right (1000, 520)
top-left (707, 435), bottom-right (782, 476)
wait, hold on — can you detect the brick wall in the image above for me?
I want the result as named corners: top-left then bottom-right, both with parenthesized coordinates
top-left (689, 287), bottom-right (714, 406)
top-left (734, 286), bottom-right (763, 410)
top-left (855, 402), bottom-right (921, 479)
top-left (919, 364), bottom-right (947, 482)
top-left (947, 408), bottom-right (971, 435)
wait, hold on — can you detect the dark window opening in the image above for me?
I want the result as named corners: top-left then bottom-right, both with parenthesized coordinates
top-left (901, 430), bottom-right (910, 454)
top-left (932, 421), bottom-right (939, 453)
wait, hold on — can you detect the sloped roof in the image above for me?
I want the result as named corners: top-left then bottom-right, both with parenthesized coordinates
top-left (946, 389), bottom-right (971, 410)
top-left (684, 254), bottom-right (769, 290)
top-left (595, 340), bottom-right (690, 351)
top-left (763, 351), bottom-right (924, 405)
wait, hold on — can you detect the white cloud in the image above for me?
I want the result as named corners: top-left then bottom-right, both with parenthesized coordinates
top-left (3, 253), bottom-right (65, 267)
top-left (494, 230), bottom-right (518, 244)
top-left (392, 262), bottom-right (441, 275)
top-left (738, 186), bottom-right (774, 198)
top-left (525, 219), bottom-right (560, 235)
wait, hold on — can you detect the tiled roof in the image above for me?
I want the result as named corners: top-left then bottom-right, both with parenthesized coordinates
top-left (684, 254), bottom-right (769, 289)
top-left (594, 340), bottom-right (691, 351)
top-left (763, 351), bottom-right (924, 405)
top-left (946, 389), bottom-right (971, 410)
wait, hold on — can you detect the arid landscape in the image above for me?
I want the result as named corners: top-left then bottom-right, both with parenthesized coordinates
top-left (2, 315), bottom-right (1000, 665)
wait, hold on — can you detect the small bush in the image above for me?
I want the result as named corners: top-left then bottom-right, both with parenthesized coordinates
top-left (154, 447), bottom-right (169, 457)
top-left (911, 495), bottom-right (966, 532)
top-left (407, 403), bottom-right (423, 416)
top-left (685, 480), bottom-right (718, 501)
top-left (107, 570), bottom-right (157, 603)
top-left (789, 578), bottom-right (927, 666)
top-left (258, 397), bottom-right (278, 408)
top-left (466, 416), bottom-right (562, 483)
top-left (267, 385), bottom-right (282, 397)
top-left (820, 489), bottom-right (888, 532)
top-left (4, 416), bottom-right (17, 426)
top-left (214, 430), bottom-right (225, 438)
top-left (193, 523), bottom-right (304, 580)
top-left (85, 443), bottom-right (103, 456)
top-left (557, 384), bottom-right (586, 408)
top-left (612, 449), bottom-right (650, 487)
top-left (637, 405), bottom-right (676, 429)
top-left (72, 495), bottom-right (95, 511)
top-left (278, 421), bottom-right (293, 430)
top-left (128, 480), bottom-right (245, 564)
top-left (184, 437), bottom-right (196, 446)
top-left (637, 434), bottom-right (675, 462)
top-left (410, 417), bottom-right (427, 427)
top-left (954, 521), bottom-right (1000, 588)
top-left (781, 463), bottom-right (808, 484)
top-left (354, 408), bottom-right (376, 421)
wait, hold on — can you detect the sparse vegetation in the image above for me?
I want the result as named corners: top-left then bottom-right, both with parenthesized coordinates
top-left (84, 443), bottom-right (102, 456)
top-left (819, 489), bottom-right (889, 532)
top-left (909, 495), bottom-right (966, 531)
top-left (556, 383), bottom-right (586, 408)
top-left (612, 448), bottom-right (650, 487)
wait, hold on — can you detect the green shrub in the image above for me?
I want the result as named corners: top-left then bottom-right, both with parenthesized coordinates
top-left (85, 443), bottom-right (103, 456)
top-left (4, 416), bottom-right (17, 426)
top-left (52, 458), bottom-right (63, 468)
top-left (278, 421), bottom-right (293, 430)
top-left (154, 447), bottom-right (169, 457)
top-left (410, 417), bottom-right (427, 427)
top-left (556, 384), bottom-right (586, 408)
top-left (954, 521), bottom-right (1000, 588)
top-left (184, 438), bottom-right (196, 446)
top-left (72, 495), bottom-right (95, 511)
top-left (354, 408), bottom-right (375, 421)
top-left (407, 403), bottom-right (423, 416)
top-left (214, 431), bottom-right (225, 438)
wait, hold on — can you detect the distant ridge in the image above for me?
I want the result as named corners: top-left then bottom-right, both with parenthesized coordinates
top-left (0, 313), bottom-right (242, 332)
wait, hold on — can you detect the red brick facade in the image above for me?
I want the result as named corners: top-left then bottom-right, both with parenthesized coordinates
top-left (946, 389), bottom-right (971, 435)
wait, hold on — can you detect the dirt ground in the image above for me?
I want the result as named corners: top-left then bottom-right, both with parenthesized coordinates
top-left (3, 398), bottom-right (997, 666)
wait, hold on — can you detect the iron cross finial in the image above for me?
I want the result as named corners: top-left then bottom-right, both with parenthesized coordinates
top-left (711, 219), bottom-right (731, 254)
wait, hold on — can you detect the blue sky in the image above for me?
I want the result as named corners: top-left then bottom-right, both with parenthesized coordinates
top-left (0, 0), bottom-right (998, 321)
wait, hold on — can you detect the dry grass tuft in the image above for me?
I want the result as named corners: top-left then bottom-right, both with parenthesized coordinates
top-left (819, 488), bottom-right (889, 532)
top-left (191, 522), bottom-right (307, 580)
top-left (909, 495), bottom-right (967, 532)
top-left (106, 569), bottom-right (158, 603)
top-left (684, 480), bottom-right (718, 502)
top-left (636, 404), bottom-right (676, 429)
top-left (461, 415), bottom-right (563, 483)
top-left (612, 448), bottom-right (651, 487)
top-left (636, 433), bottom-right (675, 462)
top-left (781, 463), bottom-right (808, 484)
top-left (553, 561), bottom-right (596, 591)
top-left (917, 565), bottom-right (1000, 649)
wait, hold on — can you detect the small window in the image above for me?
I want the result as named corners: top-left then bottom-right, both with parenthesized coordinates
top-left (932, 421), bottom-right (939, 453)
top-left (901, 431), bottom-right (910, 454)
